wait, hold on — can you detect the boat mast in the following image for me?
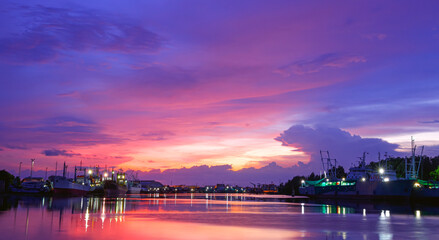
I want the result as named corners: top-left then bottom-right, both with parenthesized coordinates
top-left (384, 152), bottom-right (388, 171)
top-left (320, 150), bottom-right (337, 179)
top-left (30, 159), bottom-right (35, 178)
top-left (18, 162), bottom-right (22, 180)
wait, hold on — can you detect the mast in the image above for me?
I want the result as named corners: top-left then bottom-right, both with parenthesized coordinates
top-left (416, 146), bottom-right (424, 179)
top-left (320, 150), bottom-right (337, 179)
top-left (18, 162), bottom-right (22, 180)
top-left (30, 159), bottom-right (35, 178)
top-left (384, 152), bottom-right (388, 170)
top-left (62, 162), bottom-right (67, 178)
top-left (411, 137), bottom-right (416, 179)
top-left (378, 152), bottom-right (381, 169)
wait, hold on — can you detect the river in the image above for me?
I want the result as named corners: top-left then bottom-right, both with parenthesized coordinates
top-left (0, 193), bottom-right (438, 239)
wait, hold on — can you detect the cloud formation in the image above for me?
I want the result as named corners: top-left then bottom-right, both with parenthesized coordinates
top-left (275, 125), bottom-right (400, 169)
top-left (41, 149), bottom-right (80, 157)
top-left (131, 162), bottom-right (303, 186)
top-left (0, 4), bottom-right (163, 64)
top-left (0, 116), bottom-right (123, 147)
top-left (142, 131), bottom-right (175, 141)
top-left (275, 53), bottom-right (366, 76)
top-left (1, 1), bottom-right (439, 180)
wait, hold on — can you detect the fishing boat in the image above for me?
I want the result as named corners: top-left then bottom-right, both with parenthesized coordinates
top-left (412, 180), bottom-right (439, 200)
top-left (50, 162), bottom-right (91, 196)
top-left (50, 176), bottom-right (91, 196)
top-left (127, 181), bottom-right (142, 194)
top-left (10, 177), bottom-right (52, 194)
top-left (299, 150), bottom-right (415, 200)
top-left (104, 171), bottom-right (128, 196)
top-left (9, 159), bottom-right (52, 194)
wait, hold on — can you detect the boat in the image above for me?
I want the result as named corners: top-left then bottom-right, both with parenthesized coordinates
top-left (9, 159), bottom-right (52, 194)
top-left (104, 180), bottom-right (128, 196)
top-left (412, 180), bottom-right (439, 200)
top-left (49, 162), bottom-right (91, 196)
top-left (103, 171), bottom-right (128, 196)
top-left (299, 151), bottom-right (415, 200)
top-left (50, 176), bottom-right (91, 196)
top-left (10, 177), bottom-right (52, 194)
top-left (127, 181), bottom-right (142, 194)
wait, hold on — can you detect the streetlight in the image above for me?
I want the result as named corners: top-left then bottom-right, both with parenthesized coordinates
top-left (379, 168), bottom-right (385, 174)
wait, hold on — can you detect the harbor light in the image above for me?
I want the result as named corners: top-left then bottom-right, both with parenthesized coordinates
top-left (88, 169), bottom-right (93, 175)
top-left (361, 177), bottom-right (366, 182)
top-left (104, 172), bottom-right (108, 178)
top-left (379, 168), bottom-right (385, 174)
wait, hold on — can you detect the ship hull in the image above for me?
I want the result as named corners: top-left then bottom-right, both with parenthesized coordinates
top-left (127, 187), bottom-right (141, 194)
top-left (412, 188), bottom-right (439, 200)
top-left (52, 178), bottom-right (91, 196)
top-left (300, 180), bottom-right (414, 200)
top-left (103, 181), bottom-right (127, 196)
top-left (53, 187), bottom-right (89, 196)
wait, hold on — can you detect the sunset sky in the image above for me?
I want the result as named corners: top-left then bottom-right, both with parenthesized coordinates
top-left (1, 1), bottom-right (439, 185)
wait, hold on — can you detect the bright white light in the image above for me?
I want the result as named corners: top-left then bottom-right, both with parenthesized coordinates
top-left (415, 210), bottom-right (421, 218)
top-left (384, 177), bottom-right (390, 182)
top-left (88, 169), bottom-right (92, 175)
top-left (342, 178), bottom-right (345, 181)
top-left (104, 173), bottom-right (108, 177)
top-left (301, 180), bottom-right (305, 184)
top-left (414, 182), bottom-right (421, 187)
top-left (379, 168), bottom-right (385, 174)
top-left (361, 177), bottom-right (366, 182)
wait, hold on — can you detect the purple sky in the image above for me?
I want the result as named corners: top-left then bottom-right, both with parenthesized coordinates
top-left (1, 0), bottom-right (439, 185)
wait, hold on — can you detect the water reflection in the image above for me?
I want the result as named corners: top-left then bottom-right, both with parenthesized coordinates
top-left (1, 194), bottom-right (439, 239)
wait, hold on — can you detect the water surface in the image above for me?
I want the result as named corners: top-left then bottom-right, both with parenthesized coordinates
top-left (1, 193), bottom-right (438, 240)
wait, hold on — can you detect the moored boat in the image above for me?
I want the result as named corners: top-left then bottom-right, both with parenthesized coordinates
top-left (50, 175), bottom-right (91, 196)
top-left (127, 181), bottom-right (142, 194)
top-left (9, 177), bottom-right (52, 194)
top-left (104, 180), bottom-right (128, 196)
top-left (299, 151), bottom-right (415, 200)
